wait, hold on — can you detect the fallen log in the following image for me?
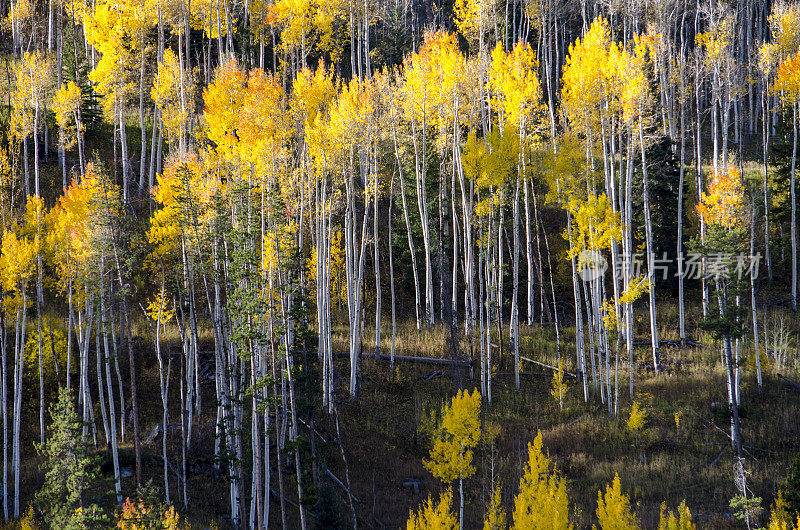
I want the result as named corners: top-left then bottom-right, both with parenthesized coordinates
top-left (778, 373), bottom-right (800, 391)
top-left (326, 468), bottom-right (361, 504)
top-left (335, 351), bottom-right (471, 367)
top-left (519, 355), bottom-right (577, 378)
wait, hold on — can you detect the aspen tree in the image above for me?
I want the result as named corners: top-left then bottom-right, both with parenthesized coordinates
top-left (424, 389), bottom-right (482, 530)
top-left (511, 432), bottom-right (571, 529)
top-left (696, 165), bottom-right (749, 457)
top-left (775, 52), bottom-right (800, 312)
top-left (0, 204), bottom-right (38, 519)
top-left (402, 32), bottom-right (463, 329)
top-left (596, 474), bottom-right (640, 530)
top-left (52, 81), bottom-right (85, 175)
top-left (152, 49), bottom-right (196, 151)
top-left (488, 40), bottom-right (546, 390)
top-left (407, 489), bottom-right (459, 530)
top-left (84, 2), bottom-right (137, 197)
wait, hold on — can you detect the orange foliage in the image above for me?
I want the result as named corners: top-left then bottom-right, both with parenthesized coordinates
top-left (697, 166), bottom-right (746, 228)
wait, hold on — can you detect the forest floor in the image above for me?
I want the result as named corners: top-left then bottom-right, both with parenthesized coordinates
top-left (11, 300), bottom-right (799, 529)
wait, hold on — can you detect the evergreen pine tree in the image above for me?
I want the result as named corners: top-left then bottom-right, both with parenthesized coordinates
top-left (36, 387), bottom-right (104, 529)
top-left (312, 477), bottom-right (343, 530)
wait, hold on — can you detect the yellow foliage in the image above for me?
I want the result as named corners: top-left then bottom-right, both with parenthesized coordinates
top-left (191, 0), bottom-right (233, 39)
top-left (293, 62), bottom-right (337, 134)
top-left (3, 0), bottom-right (34, 31)
top-left (484, 485), bottom-right (507, 530)
top-left (10, 51), bottom-right (52, 140)
top-left (406, 489), bottom-right (458, 530)
top-left (146, 290), bottom-right (175, 324)
top-left (84, 1), bottom-right (144, 120)
top-left (767, 492), bottom-right (800, 530)
top-left (489, 40), bottom-right (545, 133)
top-left (307, 230), bottom-right (347, 305)
top-left (627, 401), bottom-right (647, 434)
top-left (204, 58), bottom-right (248, 158)
top-left (263, 222), bottom-right (299, 274)
top-left (550, 360), bottom-right (568, 410)
top-left (52, 81), bottom-right (83, 150)
top-left (511, 431), bottom-right (572, 529)
top-left (402, 31), bottom-right (464, 138)
top-left (619, 277), bottom-right (651, 305)
top-left (268, 0), bottom-right (314, 54)
top-left (152, 49), bottom-right (196, 145)
top-left (45, 176), bottom-right (94, 288)
top-left (0, 224), bottom-right (38, 295)
top-left (763, 2), bottom-right (800, 75)
top-left (424, 389), bottom-right (482, 484)
top-left (696, 166), bottom-right (746, 229)
top-left (462, 129), bottom-right (519, 194)
top-left (238, 68), bottom-right (289, 171)
top-left (453, 0), bottom-right (493, 43)
top-left (775, 52), bottom-right (800, 105)
top-left (658, 501), bottom-right (695, 530)
top-left (19, 505), bottom-right (39, 530)
top-left (203, 59), bottom-right (290, 172)
top-left (149, 154), bottom-right (212, 259)
top-left (567, 194), bottom-right (621, 257)
top-left (561, 17), bottom-right (613, 134)
top-left (595, 474), bottom-right (640, 530)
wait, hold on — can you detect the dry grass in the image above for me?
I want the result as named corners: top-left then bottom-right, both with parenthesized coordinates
top-left (5, 301), bottom-right (799, 528)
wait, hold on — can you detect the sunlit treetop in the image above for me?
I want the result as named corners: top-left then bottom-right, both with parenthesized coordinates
top-left (596, 474), bottom-right (640, 530)
top-left (488, 41), bottom-right (545, 134)
top-left (239, 69), bottom-right (290, 172)
top-left (561, 17), bottom-right (615, 136)
top-left (511, 431), bottom-right (572, 529)
top-left (294, 62), bottom-right (339, 178)
top-left (45, 177), bottom-right (93, 286)
top-left (423, 388), bottom-right (482, 484)
top-left (292, 62), bottom-right (337, 133)
top-left (774, 52), bottom-right (800, 105)
top-left (84, 2), bottom-right (141, 119)
top-left (328, 76), bottom-right (377, 153)
top-left (619, 35), bottom-right (654, 126)
top-left (402, 31), bottom-right (465, 137)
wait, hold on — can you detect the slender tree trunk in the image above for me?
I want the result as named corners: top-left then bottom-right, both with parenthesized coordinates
top-left (640, 118), bottom-right (660, 373)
